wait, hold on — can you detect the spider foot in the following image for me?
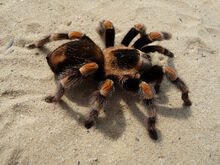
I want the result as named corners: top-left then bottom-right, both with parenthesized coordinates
top-left (183, 100), bottom-right (192, 106)
top-left (148, 129), bottom-right (158, 141)
top-left (26, 43), bottom-right (37, 49)
top-left (166, 51), bottom-right (174, 58)
top-left (161, 32), bottom-right (172, 40)
top-left (84, 119), bottom-right (95, 129)
top-left (45, 96), bottom-right (58, 103)
top-left (182, 93), bottom-right (192, 106)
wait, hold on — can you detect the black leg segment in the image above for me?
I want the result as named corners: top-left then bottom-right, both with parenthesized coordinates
top-left (121, 24), bottom-right (146, 46)
top-left (141, 45), bottom-right (174, 57)
top-left (97, 20), bottom-right (115, 48)
top-left (133, 32), bottom-right (171, 49)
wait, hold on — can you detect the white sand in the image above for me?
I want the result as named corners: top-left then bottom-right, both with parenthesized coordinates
top-left (0, 0), bottom-right (219, 164)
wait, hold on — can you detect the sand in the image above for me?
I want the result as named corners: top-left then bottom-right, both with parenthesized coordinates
top-left (0, 0), bottom-right (220, 164)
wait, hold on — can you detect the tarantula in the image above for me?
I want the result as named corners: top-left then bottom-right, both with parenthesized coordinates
top-left (27, 20), bottom-right (192, 140)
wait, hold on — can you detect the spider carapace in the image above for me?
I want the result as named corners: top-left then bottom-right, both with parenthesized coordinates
top-left (27, 20), bottom-right (192, 140)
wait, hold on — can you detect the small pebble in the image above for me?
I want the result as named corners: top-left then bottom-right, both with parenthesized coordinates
top-left (178, 137), bottom-right (181, 140)
top-left (5, 38), bottom-right (14, 52)
top-left (89, 158), bottom-right (98, 162)
top-left (35, 52), bottom-right (39, 55)
top-left (76, 114), bottom-right (80, 119)
top-left (135, 137), bottom-right (140, 142)
top-left (66, 21), bottom-right (72, 26)
top-left (159, 155), bottom-right (165, 159)
top-left (159, 56), bottom-right (164, 61)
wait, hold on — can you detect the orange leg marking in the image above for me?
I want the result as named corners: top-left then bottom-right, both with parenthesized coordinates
top-left (134, 24), bottom-right (146, 35)
top-left (100, 79), bottom-right (114, 96)
top-left (148, 32), bottom-right (162, 41)
top-left (79, 62), bottom-right (98, 77)
top-left (104, 21), bottom-right (113, 29)
top-left (68, 32), bottom-right (83, 39)
top-left (140, 82), bottom-right (153, 99)
top-left (164, 66), bottom-right (177, 81)
top-left (134, 24), bottom-right (145, 31)
top-left (135, 24), bottom-right (144, 30)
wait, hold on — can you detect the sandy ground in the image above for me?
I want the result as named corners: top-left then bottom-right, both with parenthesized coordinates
top-left (0, 0), bottom-right (220, 164)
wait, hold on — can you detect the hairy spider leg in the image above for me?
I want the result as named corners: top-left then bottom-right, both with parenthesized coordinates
top-left (45, 62), bottom-right (99, 103)
top-left (97, 20), bottom-right (115, 48)
top-left (85, 79), bottom-right (114, 128)
top-left (133, 32), bottom-right (172, 49)
top-left (26, 31), bottom-right (85, 48)
top-left (141, 45), bottom-right (174, 58)
top-left (164, 66), bottom-right (192, 106)
top-left (121, 24), bottom-right (146, 46)
top-left (140, 81), bottom-right (158, 140)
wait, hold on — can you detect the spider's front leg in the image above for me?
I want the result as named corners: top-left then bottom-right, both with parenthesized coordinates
top-left (45, 62), bottom-right (99, 103)
top-left (133, 32), bottom-right (172, 49)
top-left (26, 31), bottom-right (85, 48)
top-left (85, 79), bottom-right (114, 128)
top-left (97, 20), bottom-right (115, 48)
top-left (121, 24), bottom-right (146, 46)
top-left (139, 81), bottom-right (158, 140)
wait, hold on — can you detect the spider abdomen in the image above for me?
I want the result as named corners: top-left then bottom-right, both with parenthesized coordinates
top-left (46, 37), bottom-right (103, 74)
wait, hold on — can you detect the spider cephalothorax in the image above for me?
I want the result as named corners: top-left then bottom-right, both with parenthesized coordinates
top-left (27, 20), bottom-right (192, 140)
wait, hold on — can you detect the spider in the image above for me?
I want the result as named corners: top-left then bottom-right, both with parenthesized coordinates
top-left (27, 20), bottom-right (192, 140)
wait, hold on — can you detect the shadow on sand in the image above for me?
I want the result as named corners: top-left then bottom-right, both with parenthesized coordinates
top-left (58, 71), bottom-right (192, 141)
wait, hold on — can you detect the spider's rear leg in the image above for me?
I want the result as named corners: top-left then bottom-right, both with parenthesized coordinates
top-left (121, 24), bottom-right (146, 46)
top-left (164, 66), bottom-right (192, 106)
top-left (85, 79), bottom-right (114, 128)
top-left (140, 81), bottom-right (158, 140)
top-left (133, 32), bottom-right (172, 49)
top-left (45, 62), bottom-right (99, 103)
top-left (141, 45), bottom-right (174, 58)
top-left (97, 20), bottom-right (115, 48)
top-left (26, 32), bottom-right (84, 48)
